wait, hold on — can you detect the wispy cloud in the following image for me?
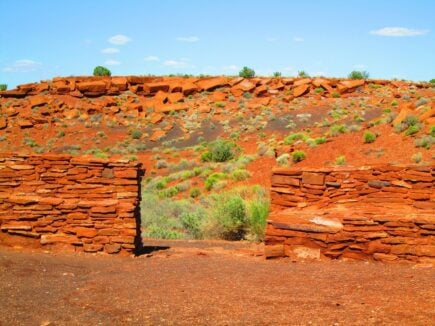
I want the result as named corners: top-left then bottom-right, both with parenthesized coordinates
top-left (108, 34), bottom-right (132, 45)
top-left (222, 65), bottom-right (239, 71)
top-left (353, 64), bottom-right (366, 70)
top-left (105, 59), bottom-right (121, 66)
top-left (3, 59), bottom-right (42, 72)
top-left (176, 36), bottom-right (199, 43)
top-left (101, 48), bottom-right (120, 54)
top-left (163, 59), bottom-right (193, 68)
top-left (144, 55), bottom-right (160, 61)
top-left (370, 27), bottom-right (429, 37)
top-left (293, 37), bottom-right (304, 42)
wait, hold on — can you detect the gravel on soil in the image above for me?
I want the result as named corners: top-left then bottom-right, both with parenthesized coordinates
top-left (0, 243), bottom-right (434, 325)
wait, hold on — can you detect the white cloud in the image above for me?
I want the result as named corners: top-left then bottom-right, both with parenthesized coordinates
top-left (101, 48), bottom-right (120, 54)
top-left (3, 59), bottom-right (42, 72)
top-left (108, 34), bottom-right (132, 45)
top-left (144, 55), bottom-right (160, 61)
top-left (353, 64), bottom-right (366, 70)
top-left (370, 27), bottom-right (429, 37)
top-left (222, 65), bottom-right (239, 71)
top-left (105, 59), bottom-right (121, 66)
top-left (293, 37), bottom-right (304, 42)
top-left (176, 36), bottom-right (199, 42)
top-left (163, 59), bottom-right (193, 69)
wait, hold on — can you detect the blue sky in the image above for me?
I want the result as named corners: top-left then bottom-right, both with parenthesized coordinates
top-left (1, 0), bottom-right (434, 88)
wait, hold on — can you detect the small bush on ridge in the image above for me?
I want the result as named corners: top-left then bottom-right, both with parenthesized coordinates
top-left (348, 70), bottom-right (369, 80)
top-left (239, 66), bottom-right (255, 78)
top-left (93, 66), bottom-right (111, 76)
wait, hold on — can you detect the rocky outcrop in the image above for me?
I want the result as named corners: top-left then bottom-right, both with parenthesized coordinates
top-left (0, 153), bottom-right (143, 254)
top-left (266, 165), bottom-right (435, 263)
top-left (1, 76), bottom-right (432, 100)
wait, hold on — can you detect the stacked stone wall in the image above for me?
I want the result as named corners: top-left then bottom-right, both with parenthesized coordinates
top-left (0, 153), bottom-right (143, 254)
top-left (266, 165), bottom-right (435, 262)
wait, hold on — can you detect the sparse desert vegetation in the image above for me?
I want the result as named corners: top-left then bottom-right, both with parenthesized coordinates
top-left (1, 73), bottom-right (434, 240)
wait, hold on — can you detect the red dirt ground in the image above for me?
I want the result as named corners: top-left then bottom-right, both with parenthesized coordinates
top-left (296, 123), bottom-right (434, 168)
top-left (0, 243), bottom-right (434, 325)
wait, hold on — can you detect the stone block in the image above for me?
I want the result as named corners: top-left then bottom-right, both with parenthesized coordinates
top-left (302, 172), bottom-right (325, 185)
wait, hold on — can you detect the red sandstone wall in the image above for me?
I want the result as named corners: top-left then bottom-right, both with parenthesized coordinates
top-left (0, 153), bottom-right (143, 254)
top-left (271, 165), bottom-right (434, 211)
top-left (266, 165), bottom-right (435, 263)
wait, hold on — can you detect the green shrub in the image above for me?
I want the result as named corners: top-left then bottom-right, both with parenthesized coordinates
top-left (155, 179), bottom-right (167, 190)
top-left (328, 124), bottom-right (347, 137)
top-left (146, 224), bottom-right (183, 239)
top-left (214, 101), bottom-right (225, 108)
top-left (273, 72), bottom-right (282, 77)
top-left (363, 131), bottom-right (377, 143)
top-left (292, 150), bottom-right (306, 163)
top-left (314, 137), bottom-right (327, 145)
top-left (22, 137), bottom-right (38, 148)
top-left (175, 181), bottom-right (191, 192)
top-left (201, 139), bottom-right (240, 162)
top-left (284, 132), bottom-right (309, 145)
top-left (276, 153), bottom-right (290, 166)
top-left (205, 172), bottom-right (227, 191)
top-left (239, 66), bottom-right (255, 78)
top-left (0, 84), bottom-right (7, 91)
top-left (298, 70), bottom-right (309, 77)
top-left (93, 151), bottom-right (108, 159)
top-left (430, 126), bottom-right (435, 137)
top-left (415, 98), bottom-right (429, 107)
top-left (405, 115), bottom-right (419, 126)
top-left (391, 100), bottom-right (398, 106)
top-left (190, 187), bottom-right (201, 198)
top-left (180, 170), bottom-right (195, 180)
top-left (331, 92), bottom-right (341, 98)
top-left (214, 195), bottom-right (247, 240)
top-left (335, 155), bottom-right (346, 165)
top-left (247, 200), bottom-right (269, 241)
top-left (93, 66), bottom-right (111, 76)
top-left (158, 186), bottom-right (179, 198)
top-left (414, 135), bottom-right (434, 149)
top-left (429, 79), bottom-right (435, 84)
top-left (405, 124), bottom-right (421, 136)
top-left (140, 192), bottom-right (200, 239)
top-left (155, 159), bottom-right (168, 169)
top-left (314, 87), bottom-right (325, 94)
top-left (394, 122), bottom-right (408, 133)
top-left (411, 152), bottom-right (423, 163)
top-left (57, 130), bottom-right (65, 137)
top-left (348, 70), bottom-right (369, 80)
top-left (130, 130), bottom-right (142, 139)
top-left (232, 169), bottom-right (251, 181)
top-left (181, 211), bottom-right (203, 239)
